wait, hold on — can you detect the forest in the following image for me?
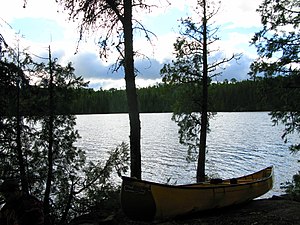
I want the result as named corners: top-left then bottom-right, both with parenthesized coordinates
top-left (8, 77), bottom-right (295, 115)
top-left (69, 79), bottom-right (274, 114)
top-left (3, 75), bottom-right (299, 117)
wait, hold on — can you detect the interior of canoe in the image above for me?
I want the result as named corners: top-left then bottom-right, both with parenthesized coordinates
top-left (178, 166), bottom-right (273, 188)
top-left (121, 166), bottom-right (273, 189)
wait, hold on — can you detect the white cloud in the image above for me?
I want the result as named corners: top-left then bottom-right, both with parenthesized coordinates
top-left (140, 0), bottom-right (188, 18)
top-left (1, 0), bottom-right (265, 89)
top-left (216, 0), bottom-right (263, 29)
top-left (136, 78), bottom-right (162, 88)
top-left (88, 77), bottom-right (162, 90)
top-left (1, 0), bottom-right (66, 23)
top-left (88, 78), bottom-right (126, 90)
top-left (134, 31), bottom-right (177, 64)
top-left (217, 32), bottom-right (258, 59)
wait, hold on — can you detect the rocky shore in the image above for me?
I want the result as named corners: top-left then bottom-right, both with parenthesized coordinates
top-left (70, 196), bottom-right (300, 225)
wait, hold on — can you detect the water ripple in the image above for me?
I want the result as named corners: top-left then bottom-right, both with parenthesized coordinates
top-left (76, 112), bottom-right (299, 198)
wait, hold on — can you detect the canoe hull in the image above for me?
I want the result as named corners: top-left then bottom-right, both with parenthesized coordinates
top-left (121, 166), bottom-right (273, 221)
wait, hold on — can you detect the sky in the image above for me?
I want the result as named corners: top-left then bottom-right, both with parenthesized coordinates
top-left (0, 0), bottom-right (264, 90)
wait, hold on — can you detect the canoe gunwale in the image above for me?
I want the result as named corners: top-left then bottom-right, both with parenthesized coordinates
top-left (121, 166), bottom-right (273, 190)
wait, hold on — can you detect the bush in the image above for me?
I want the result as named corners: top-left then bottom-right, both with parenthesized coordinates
top-left (282, 171), bottom-right (300, 201)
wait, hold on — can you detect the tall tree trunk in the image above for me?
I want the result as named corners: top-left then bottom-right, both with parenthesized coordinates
top-left (44, 46), bottom-right (54, 217)
top-left (16, 77), bottom-right (29, 195)
top-left (197, 0), bottom-right (208, 182)
top-left (123, 0), bottom-right (141, 179)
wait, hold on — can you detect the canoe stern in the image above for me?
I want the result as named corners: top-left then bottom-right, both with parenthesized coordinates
top-left (120, 177), bottom-right (156, 221)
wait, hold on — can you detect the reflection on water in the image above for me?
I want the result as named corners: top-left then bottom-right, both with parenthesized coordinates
top-left (75, 112), bottom-right (299, 198)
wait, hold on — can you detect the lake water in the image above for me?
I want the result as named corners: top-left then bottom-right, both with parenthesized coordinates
top-left (75, 112), bottom-right (299, 198)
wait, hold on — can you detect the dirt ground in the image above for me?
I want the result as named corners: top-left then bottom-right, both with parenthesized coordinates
top-left (158, 198), bottom-right (300, 225)
top-left (70, 196), bottom-right (300, 225)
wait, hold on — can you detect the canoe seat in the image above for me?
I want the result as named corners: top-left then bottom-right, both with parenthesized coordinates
top-left (230, 178), bottom-right (238, 184)
top-left (209, 178), bottom-right (238, 185)
top-left (210, 178), bottom-right (223, 184)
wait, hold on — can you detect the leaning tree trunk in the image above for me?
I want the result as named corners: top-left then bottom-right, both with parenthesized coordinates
top-left (197, 0), bottom-right (208, 183)
top-left (123, 0), bottom-right (141, 179)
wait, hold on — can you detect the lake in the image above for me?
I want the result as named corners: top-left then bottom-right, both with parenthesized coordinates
top-left (75, 112), bottom-right (299, 198)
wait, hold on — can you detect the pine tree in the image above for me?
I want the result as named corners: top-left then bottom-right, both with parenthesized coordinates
top-left (250, 0), bottom-right (300, 152)
top-left (161, 0), bottom-right (240, 182)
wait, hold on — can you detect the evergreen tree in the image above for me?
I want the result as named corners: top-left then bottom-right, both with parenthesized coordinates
top-left (1, 38), bottom-right (129, 224)
top-left (30, 56), bottom-right (129, 224)
top-left (51, 0), bottom-right (159, 179)
top-left (161, 0), bottom-right (240, 182)
top-left (0, 60), bottom-right (24, 181)
top-left (250, 0), bottom-right (300, 152)
top-left (251, 0), bottom-right (300, 199)
top-left (0, 40), bottom-right (34, 194)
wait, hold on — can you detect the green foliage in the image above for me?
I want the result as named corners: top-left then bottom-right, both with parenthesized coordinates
top-left (250, 0), bottom-right (300, 78)
top-left (0, 50), bottom-right (34, 193)
top-left (138, 84), bottom-right (172, 113)
top-left (0, 50), bottom-right (130, 224)
top-left (68, 88), bottom-right (128, 114)
top-left (251, 0), bottom-right (300, 196)
top-left (67, 80), bottom-right (299, 113)
top-left (281, 171), bottom-right (300, 200)
top-left (160, 16), bottom-right (209, 154)
top-left (81, 142), bottom-right (129, 209)
top-left (210, 80), bottom-right (261, 111)
top-left (271, 111), bottom-right (300, 152)
top-left (173, 112), bottom-right (208, 162)
top-left (251, 0), bottom-right (300, 153)
top-left (3, 78), bottom-right (300, 115)
top-left (48, 142), bottom-right (129, 223)
top-left (160, 1), bottom-right (239, 171)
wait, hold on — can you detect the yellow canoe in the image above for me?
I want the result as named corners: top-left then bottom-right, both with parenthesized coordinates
top-left (120, 166), bottom-right (273, 221)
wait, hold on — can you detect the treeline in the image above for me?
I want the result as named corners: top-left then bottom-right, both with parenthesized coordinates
top-left (4, 77), bottom-right (297, 116)
top-left (69, 78), bottom-right (297, 114)
top-left (70, 84), bottom-right (172, 114)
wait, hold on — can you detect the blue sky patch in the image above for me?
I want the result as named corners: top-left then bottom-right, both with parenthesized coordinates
top-left (11, 18), bottom-right (64, 43)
